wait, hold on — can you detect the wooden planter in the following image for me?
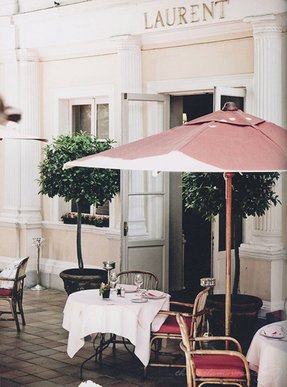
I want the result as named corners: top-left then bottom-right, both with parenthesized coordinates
top-left (59, 268), bottom-right (108, 295)
top-left (206, 294), bottom-right (263, 352)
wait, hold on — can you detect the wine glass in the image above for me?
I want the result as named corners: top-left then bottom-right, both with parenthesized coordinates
top-left (134, 274), bottom-right (144, 297)
top-left (109, 271), bottom-right (118, 290)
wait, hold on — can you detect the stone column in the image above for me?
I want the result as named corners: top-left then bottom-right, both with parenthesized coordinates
top-left (17, 49), bottom-right (42, 222)
top-left (241, 15), bottom-right (286, 313)
top-left (0, 48), bottom-right (20, 221)
top-left (0, 47), bottom-right (21, 258)
top-left (0, 47), bottom-right (43, 260)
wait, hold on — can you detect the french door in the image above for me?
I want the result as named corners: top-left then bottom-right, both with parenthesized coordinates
top-left (120, 93), bottom-right (170, 290)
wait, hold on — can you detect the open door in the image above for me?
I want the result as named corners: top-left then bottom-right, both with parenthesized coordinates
top-left (213, 86), bottom-right (246, 293)
top-left (121, 93), bottom-right (169, 290)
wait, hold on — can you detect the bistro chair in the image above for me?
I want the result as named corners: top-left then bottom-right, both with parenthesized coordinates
top-left (176, 313), bottom-right (251, 387)
top-left (116, 270), bottom-right (159, 290)
top-left (0, 257), bottom-right (29, 332)
top-left (145, 287), bottom-right (210, 375)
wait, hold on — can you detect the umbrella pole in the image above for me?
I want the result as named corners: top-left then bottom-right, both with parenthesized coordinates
top-left (224, 172), bottom-right (234, 337)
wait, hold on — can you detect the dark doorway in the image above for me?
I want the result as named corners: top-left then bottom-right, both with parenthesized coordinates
top-left (182, 94), bottom-right (213, 295)
top-left (169, 92), bottom-right (244, 300)
top-left (182, 207), bottom-right (212, 295)
top-left (169, 93), bottom-right (213, 299)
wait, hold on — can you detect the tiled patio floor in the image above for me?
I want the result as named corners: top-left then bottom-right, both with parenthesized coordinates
top-left (0, 289), bottom-right (187, 387)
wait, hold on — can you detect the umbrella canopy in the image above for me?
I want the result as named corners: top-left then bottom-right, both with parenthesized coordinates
top-left (64, 102), bottom-right (287, 335)
top-left (64, 104), bottom-right (287, 172)
top-left (0, 124), bottom-right (47, 142)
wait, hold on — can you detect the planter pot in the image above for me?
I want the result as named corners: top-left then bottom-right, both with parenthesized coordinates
top-left (59, 268), bottom-right (108, 295)
top-left (206, 294), bottom-right (263, 352)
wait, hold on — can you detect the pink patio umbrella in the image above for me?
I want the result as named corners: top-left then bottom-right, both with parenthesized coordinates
top-left (0, 124), bottom-right (47, 142)
top-left (0, 98), bottom-right (47, 142)
top-left (64, 102), bottom-right (287, 335)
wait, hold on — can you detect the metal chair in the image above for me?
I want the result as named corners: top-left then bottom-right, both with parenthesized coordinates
top-left (176, 313), bottom-right (251, 387)
top-left (116, 270), bottom-right (159, 290)
top-left (146, 287), bottom-right (210, 374)
top-left (0, 257), bottom-right (29, 332)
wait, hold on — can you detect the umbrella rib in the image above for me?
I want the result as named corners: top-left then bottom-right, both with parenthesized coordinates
top-left (250, 124), bottom-right (286, 155)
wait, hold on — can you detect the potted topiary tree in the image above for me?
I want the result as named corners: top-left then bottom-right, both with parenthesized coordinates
top-left (182, 172), bottom-right (280, 349)
top-left (38, 132), bottom-right (120, 294)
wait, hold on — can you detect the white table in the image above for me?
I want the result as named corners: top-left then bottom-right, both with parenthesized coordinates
top-left (246, 320), bottom-right (287, 387)
top-left (62, 288), bottom-right (170, 367)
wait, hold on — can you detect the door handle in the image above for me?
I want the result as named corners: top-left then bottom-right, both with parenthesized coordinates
top-left (123, 221), bottom-right (128, 236)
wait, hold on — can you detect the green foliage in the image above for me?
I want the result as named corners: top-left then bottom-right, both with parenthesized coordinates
top-left (38, 132), bottom-right (119, 206)
top-left (182, 172), bottom-right (281, 294)
top-left (38, 132), bottom-right (120, 269)
top-left (182, 172), bottom-right (280, 221)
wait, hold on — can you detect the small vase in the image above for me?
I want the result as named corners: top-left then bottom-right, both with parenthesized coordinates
top-left (102, 289), bottom-right (110, 299)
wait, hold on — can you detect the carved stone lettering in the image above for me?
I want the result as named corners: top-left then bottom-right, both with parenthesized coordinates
top-left (144, 0), bottom-right (230, 30)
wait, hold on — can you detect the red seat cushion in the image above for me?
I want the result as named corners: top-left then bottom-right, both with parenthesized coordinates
top-left (0, 288), bottom-right (12, 296)
top-left (194, 354), bottom-right (246, 378)
top-left (155, 315), bottom-right (192, 334)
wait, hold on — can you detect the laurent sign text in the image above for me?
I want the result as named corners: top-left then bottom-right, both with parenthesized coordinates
top-left (144, 0), bottom-right (230, 29)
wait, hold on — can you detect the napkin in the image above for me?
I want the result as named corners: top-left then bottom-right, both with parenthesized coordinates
top-left (143, 290), bottom-right (164, 299)
top-left (260, 325), bottom-right (285, 338)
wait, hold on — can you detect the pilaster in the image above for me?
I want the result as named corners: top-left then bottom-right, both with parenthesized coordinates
top-left (245, 14), bottom-right (283, 125)
top-left (0, 48), bottom-right (43, 260)
top-left (241, 14), bottom-right (287, 312)
top-left (17, 49), bottom-right (42, 222)
top-left (115, 35), bottom-right (147, 236)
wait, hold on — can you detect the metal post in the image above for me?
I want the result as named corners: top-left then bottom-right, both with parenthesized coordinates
top-left (224, 172), bottom-right (234, 337)
top-left (31, 237), bottom-right (46, 291)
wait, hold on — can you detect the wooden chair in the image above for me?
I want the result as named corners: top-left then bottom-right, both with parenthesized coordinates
top-left (116, 270), bottom-right (158, 290)
top-left (176, 313), bottom-right (251, 387)
top-left (146, 287), bottom-right (210, 374)
top-left (0, 257), bottom-right (29, 332)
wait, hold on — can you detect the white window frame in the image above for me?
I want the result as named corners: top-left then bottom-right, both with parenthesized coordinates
top-left (69, 97), bottom-right (110, 138)
top-left (50, 85), bottom-right (115, 225)
top-left (69, 97), bottom-right (111, 217)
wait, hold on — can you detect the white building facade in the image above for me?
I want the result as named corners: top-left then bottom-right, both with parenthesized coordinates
top-left (0, 0), bottom-right (286, 315)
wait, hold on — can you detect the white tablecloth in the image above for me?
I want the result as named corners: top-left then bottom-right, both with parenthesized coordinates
top-left (246, 320), bottom-right (287, 387)
top-left (62, 289), bottom-right (170, 366)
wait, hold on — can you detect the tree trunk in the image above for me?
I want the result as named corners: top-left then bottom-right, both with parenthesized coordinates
top-left (232, 217), bottom-right (240, 295)
top-left (76, 202), bottom-right (84, 269)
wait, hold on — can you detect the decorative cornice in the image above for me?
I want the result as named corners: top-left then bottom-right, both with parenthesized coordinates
top-left (240, 243), bottom-right (287, 261)
top-left (112, 34), bottom-right (142, 51)
top-left (29, 20), bottom-right (252, 62)
top-left (0, 0), bottom-right (18, 16)
top-left (17, 48), bottom-right (39, 62)
top-left (244, 14), bottom-right (283, 36)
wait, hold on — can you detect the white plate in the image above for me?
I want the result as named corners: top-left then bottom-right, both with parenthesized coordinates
top-left (142, 291), bottom-right (166, 300)
top-left (260, 325), bottom-right (285, 339)
top-left (117, 284), bottom-right (137, 293)
top-left (131, 298), bottom-right (148, 303)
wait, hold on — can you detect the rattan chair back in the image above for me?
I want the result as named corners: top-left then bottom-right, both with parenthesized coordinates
top-left (116, 270), bottom-right (158, 290)
top-left (0, 257), bottom-right (29, 332)
top-left (176, 313), bottom-right (251, 387)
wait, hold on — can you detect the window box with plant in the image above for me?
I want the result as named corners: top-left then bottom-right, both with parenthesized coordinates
top-left (61, 212), bottom-right (110, 228)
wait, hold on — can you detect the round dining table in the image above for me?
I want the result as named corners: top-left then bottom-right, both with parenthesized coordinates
top-left (246, 320), bottom-right (287, 387)
top-left (62, 288), bottom-right (170, 367)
